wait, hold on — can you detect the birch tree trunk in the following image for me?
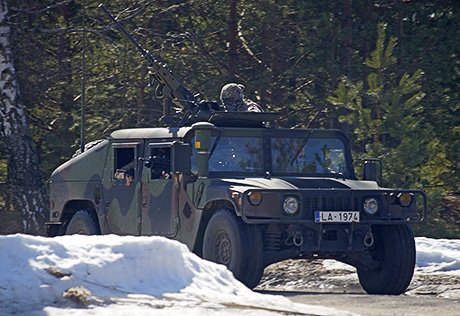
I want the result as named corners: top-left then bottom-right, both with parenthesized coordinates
top-left (0, 0), bottom-right (47, 235)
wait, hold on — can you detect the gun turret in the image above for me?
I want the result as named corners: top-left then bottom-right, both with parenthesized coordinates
top-left (99, 4), bottom-right (280, 128)
top-left (99, 4), bottom-right (207, 125)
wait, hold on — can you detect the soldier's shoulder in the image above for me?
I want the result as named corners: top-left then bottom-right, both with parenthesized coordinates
top-left (242, 99), bottom-right (263, 112)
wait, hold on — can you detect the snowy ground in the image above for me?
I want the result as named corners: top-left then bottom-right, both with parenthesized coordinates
top-left (259, 237), bottom-right (460, 299)
top-left (0, 235), bottom-right (459, 316)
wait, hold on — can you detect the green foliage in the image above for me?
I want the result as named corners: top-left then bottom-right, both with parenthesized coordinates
top-left (329, 22), bottom-right (429, 189)
top-left (364, 23), bottom-right (397, 71)
top-left (328, 78), bottom-right (372, 143)
top-left (412, 189), bottom-right (459, 239)
top-left (4, 0), bottom-right (460, 237)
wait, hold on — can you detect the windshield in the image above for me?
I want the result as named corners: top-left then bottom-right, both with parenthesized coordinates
top-left (208, 136), bottom-right (264, 173)
top-left (191, 134), bottom-right (350, 176)
top-left (271, 137), bottom-right (349, 176)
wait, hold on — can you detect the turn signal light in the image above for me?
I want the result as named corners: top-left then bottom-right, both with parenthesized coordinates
top-left (247, 191), bottom-right (262, 206)
top-left (398, 193), bottom-right (412, 207)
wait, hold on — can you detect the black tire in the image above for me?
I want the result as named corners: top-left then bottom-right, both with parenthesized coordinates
top-left (203, 209), bottom-right (264, 289)
top-left (357, 224), bottom-right (415, 295)
top-left (66, 210), bottom-right (100, 235)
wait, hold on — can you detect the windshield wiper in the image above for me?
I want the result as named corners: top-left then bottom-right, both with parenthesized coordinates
top-left (290, 130), bottom-right (314, 165)
top-left (208, 129), bottom-right (224, 160)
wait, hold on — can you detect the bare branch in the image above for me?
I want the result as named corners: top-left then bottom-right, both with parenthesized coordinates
top-left (10, 0), bottom-right (73, 14)
top-left (19, 26), bottom-right (125, 51)
top-left (237, 19), bottom-right (263, 67)
top-left (23, 27), bottom-right (103, 35)
top-left (114, 1), bottom-right (190, 25)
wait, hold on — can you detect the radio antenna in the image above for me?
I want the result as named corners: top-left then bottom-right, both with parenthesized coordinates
top-left (80, 0), bottom-right (86, 153)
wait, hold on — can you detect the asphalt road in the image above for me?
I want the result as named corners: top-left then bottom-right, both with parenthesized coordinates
top-left (261, 290), bottom-right (460, 316)
top-left (256, 259), bottom-right (460, 316)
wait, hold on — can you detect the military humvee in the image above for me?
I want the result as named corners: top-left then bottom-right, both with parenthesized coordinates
top-left (46, 5), bottom-right (427, 295)
top-left (46, 111), bottom-right (426, 294)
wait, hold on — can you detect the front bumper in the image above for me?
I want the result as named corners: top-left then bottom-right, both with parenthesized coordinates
top-left (239, 188), bottom-right (427, 225)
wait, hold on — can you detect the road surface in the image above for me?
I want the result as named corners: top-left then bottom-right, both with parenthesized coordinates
top-left (256, 259), bottom-right (460, 316)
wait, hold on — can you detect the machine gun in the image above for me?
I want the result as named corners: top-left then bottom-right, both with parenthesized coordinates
top-left (99, 4), bottom-right (219, 126)
top-left (99, 4), bottom-right (280, 127)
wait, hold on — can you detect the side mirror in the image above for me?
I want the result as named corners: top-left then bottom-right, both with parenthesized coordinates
top-left (139, 157), bottom-right (152, 168)
top-left (363, 159), bottom-right (382, 186)
top-left (140, 155), bottom-right (170, 169)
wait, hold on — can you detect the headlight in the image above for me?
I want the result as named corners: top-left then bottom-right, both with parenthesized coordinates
top-left (363, 197), bottom-right (379, 216)
top-left (283, 196), bottom-right (299, 215)
top-left (247, 191), bottom-right (262, 206)
top-left (398, 193), bottom-right (412, 207)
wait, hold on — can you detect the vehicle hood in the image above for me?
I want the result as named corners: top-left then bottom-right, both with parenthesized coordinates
top-left (219, 176), bottom-right (380, 192)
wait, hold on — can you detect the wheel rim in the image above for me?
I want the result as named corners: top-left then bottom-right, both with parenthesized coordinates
top-left (214, 231), bottom-right (232, 265)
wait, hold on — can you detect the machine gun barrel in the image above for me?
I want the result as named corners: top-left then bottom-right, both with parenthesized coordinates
top-left (99, 4), bottom-right (149, 60)
top-left (99, 4), bottom-right (196, 109)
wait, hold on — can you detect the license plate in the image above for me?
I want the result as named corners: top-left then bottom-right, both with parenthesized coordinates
top-left (315, 211), bottom-right (360, 223)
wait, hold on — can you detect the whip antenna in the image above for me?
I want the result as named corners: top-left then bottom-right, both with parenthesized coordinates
top-left (80, 0), bottom-right (86, 153)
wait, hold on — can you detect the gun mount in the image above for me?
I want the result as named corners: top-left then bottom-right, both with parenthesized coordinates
top-left (100, 4), bottom-right (278, 127)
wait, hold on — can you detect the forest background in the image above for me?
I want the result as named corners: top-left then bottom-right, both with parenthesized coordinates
top-left (0, 0), bottom-right (459, 237)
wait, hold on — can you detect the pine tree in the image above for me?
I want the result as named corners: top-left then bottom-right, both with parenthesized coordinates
top-left (328, 23), bottom-right (427, 188)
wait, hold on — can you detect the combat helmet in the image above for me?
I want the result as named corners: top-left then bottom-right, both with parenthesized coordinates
top-left (220, 83), bottom-right (245, 111)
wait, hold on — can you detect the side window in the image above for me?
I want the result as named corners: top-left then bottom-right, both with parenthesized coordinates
top-left (113, 145), bottom-right (137, 186)
top-left (149, 147), bottom-right (171, 179)
top-left (115, 147), bottom-right (135, 171)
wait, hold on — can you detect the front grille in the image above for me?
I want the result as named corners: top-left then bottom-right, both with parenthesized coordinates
top-left (303, 193), bottom-right (358, 217)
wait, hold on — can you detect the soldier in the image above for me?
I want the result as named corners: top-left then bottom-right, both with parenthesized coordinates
top-left (114, 160), bottom-right (135, 186)
top-left (124, 168), bottom-right (135, 186)
top-left (220, 83), bottom-right (263, 112)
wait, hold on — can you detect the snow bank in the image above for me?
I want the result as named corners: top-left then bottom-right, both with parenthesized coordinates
top-left (322, 237), bottom-right (460, 276)
top-left (0, 234), bottom-right (358, 316)
top-left (415, 237), bottom-right (460, 275)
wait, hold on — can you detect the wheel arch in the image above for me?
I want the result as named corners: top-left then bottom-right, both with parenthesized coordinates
top-left (200, 206), bottom-right (265, 288)
top-left (66, 209), bottom-right (102, 235)
top-left (61, 200), bottom-right (101, 232)
top-left (193, 199), bottom-right (235, 256)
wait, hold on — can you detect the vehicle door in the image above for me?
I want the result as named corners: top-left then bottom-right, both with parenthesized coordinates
top-left (103, 142), bottom-right (142, 235)
top-left (140, 142), bottom-right (176, 236)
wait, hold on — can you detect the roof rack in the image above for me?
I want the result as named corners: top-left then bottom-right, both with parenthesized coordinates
top-left (161, 110), bottom-right (280, 128)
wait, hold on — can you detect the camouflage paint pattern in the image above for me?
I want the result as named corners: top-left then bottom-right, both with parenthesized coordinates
top-left (47, 120), bottom-right (427, 256)
top-left (50, 140), bottom-right (109, 225)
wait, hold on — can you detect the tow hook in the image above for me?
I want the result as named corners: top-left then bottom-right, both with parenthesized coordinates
top-left (293, 231), bottom-right (304, 247)
top-left (364, 232), bottom-right (374, 247)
